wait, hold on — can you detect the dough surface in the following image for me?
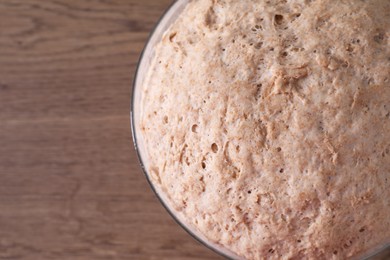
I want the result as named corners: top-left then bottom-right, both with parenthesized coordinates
top-left (140, 0), bottom-right (390, 259)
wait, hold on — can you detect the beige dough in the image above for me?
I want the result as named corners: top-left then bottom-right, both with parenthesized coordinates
top-left (140, 0), bottom-right (390, 259)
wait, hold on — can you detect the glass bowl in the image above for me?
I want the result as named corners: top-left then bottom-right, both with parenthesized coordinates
top-left (131, 1), bottom-right (390, 259)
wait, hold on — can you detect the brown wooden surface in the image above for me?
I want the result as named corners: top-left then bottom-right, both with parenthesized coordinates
top-left (0, 1), bottom-right (389, 260)
top-left (0, 0), bottom-right (222, 259)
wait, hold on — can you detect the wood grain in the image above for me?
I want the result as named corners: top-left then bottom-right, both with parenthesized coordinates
top-left (0, 0), bottom-right (222, 259)
top-left (0, 1), bottom-right (388, 260)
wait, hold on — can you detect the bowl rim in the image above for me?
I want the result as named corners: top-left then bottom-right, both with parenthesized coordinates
top-left (130, 1), bottom-right (390, 259)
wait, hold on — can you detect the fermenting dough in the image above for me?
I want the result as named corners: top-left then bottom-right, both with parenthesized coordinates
top-left (140, 0), bottom-right (390, 259)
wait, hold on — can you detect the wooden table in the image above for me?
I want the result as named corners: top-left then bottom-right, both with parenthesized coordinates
top-left (0, 1), bottom-right (389, 260)
top-left (0, 0), bottom-right (222, 259)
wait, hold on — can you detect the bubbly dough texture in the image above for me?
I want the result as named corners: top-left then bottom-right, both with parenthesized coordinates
top-left (140, 0), bottom-right (390, 259)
